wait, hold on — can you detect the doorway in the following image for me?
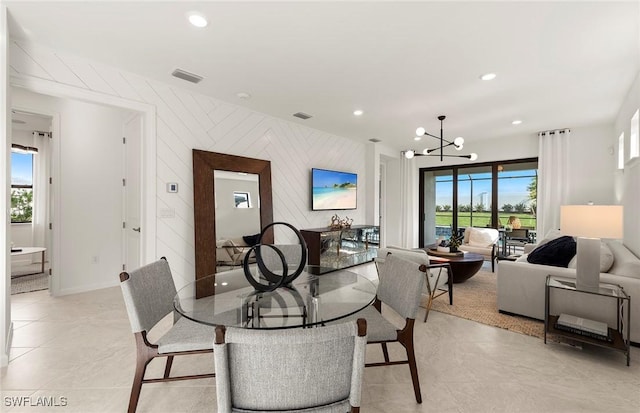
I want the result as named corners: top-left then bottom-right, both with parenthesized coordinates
top-left (9, 110), bottom-right (52, 295)
top-left (9, 87), bottom-right (143, 295)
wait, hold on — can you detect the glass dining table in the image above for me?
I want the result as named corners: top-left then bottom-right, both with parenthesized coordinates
top-left (174, 267), bottom-right (378, 329)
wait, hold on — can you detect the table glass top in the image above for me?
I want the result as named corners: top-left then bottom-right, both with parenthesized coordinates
top-left (547, 275), bottom-right (627, 299)
top-left (174, 266), bottom-right (377, 329)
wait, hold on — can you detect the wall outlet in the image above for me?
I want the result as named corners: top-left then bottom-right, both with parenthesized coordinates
top-left (167, 183), bottom-right (178, 193)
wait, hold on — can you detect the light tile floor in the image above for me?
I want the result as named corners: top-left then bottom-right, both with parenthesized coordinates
top-left (2, 263), bottom-right (639, 412)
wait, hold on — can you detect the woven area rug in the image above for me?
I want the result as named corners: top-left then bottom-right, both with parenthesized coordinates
top-left (11, 273), bottom-right (49, 295)
top-left (430, 269), bottom-right (544, 339)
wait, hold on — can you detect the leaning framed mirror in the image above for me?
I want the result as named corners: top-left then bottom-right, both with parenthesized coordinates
top-left (193, 150), bottom-right (273, 296)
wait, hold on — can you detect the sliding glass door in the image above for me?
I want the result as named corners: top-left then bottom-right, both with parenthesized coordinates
top-left (421, 169), bottom-right (454, 246)
top-left (457, 165), bottom-right (494, 229)
top-left (419, 158), bottom-right (538, 247)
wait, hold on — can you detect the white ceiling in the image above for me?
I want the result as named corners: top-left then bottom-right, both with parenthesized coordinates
top-left (6, 1), bottom-right (640, 151)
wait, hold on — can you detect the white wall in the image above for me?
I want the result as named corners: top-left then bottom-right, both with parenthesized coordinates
top-left (614, 70), bottom-right (640, 256)
top-left (214, 177), bottom-right (261, 240)
top-left (8, 39), bottom-right (369, 291)
top-left (11, 88), bottom-right (130, 294)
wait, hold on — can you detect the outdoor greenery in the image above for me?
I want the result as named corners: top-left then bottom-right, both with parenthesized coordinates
top-left (11, 188), bottom-right (33, 223)
top-left (435, 211), bottom-right (536, 229)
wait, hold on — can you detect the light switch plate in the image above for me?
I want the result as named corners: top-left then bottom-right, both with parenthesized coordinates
top-left (159, 208), bottom-right (175, 218)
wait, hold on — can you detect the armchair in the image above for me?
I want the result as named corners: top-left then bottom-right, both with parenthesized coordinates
top-left (458, 227), bottom-right (499, 272)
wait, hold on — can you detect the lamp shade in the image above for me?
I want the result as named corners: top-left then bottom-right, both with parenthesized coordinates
top-left (560, 205), bottom-right (623, 239)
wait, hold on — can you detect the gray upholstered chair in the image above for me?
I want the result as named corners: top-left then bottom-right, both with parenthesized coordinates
top-left (119, 258), bottom-right (216, 413)
top-left (353, 254), bottom-right (427, 403)
top-left (213, 319), bottom-right (367, 413)
top-left (376, 246), bottom-right (453, 322)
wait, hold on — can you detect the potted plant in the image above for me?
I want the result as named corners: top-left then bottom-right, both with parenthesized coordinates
top-left (448, 234), bottom-right (462, 252)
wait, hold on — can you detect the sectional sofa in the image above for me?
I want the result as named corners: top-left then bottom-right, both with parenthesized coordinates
top-left (497, 240), bottom-right (640, 343)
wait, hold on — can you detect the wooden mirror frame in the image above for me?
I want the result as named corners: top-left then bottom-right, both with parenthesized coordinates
top-left (193, 150), bottom-right (273, 295)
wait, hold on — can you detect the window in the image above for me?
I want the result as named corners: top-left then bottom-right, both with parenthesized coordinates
top-left (631, 109), bottom-right (639, 159)
top-left (234, 191), bottom-right (251, 208)
top-left (420, 158), bottom-right (538, 246)
top-left (618, 132), bottom-right (625, 169)
top-left (11, 144), bottom-right (37, 223)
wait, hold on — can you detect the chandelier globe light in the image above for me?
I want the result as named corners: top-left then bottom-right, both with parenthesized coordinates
top-left (404, 115), bottom-right (478, 161)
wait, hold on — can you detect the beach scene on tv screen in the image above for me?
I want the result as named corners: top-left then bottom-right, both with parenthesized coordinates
top-left (313, 169), bottom-right (357, 210)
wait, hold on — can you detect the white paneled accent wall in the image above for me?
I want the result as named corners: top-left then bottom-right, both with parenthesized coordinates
top-left (9, 40), bottom-right (367, 288)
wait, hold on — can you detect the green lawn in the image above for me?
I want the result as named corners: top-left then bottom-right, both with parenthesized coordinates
top-left (435, 212), bottom-right (536, 229)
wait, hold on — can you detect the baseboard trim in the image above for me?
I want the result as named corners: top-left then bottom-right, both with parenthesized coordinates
top-left (57, 280), bottom-right (119, 296)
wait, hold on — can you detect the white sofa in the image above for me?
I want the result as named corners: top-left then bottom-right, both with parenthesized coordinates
top-left (497, 240), bottom-right (640, 343)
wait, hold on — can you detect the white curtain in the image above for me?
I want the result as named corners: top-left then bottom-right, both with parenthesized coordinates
top-left (399, 156), bottom-right (418, 248)
top-left (537, 129), bottom-right (570, 239)
top-left (31, 131), bottom-right (50, 262)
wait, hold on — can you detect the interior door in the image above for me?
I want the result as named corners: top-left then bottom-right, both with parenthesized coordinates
top-left (123, 114), bottom-right (142, 271)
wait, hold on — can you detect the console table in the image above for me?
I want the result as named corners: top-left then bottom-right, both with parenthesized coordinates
top-left (544, 275), bottom-right (630, 366)
top-left (300, 225), bottom-right (379, 274)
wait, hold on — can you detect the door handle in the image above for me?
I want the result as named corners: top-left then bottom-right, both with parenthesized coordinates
top-left (132, 227), bottom-right (141, 233)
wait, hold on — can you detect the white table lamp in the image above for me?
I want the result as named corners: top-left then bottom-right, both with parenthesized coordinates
top-left (560, 205), bottom-right (623, 292)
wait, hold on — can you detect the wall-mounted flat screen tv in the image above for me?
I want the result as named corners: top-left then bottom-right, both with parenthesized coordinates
top-left (311, 168), bottom-right (357, 211)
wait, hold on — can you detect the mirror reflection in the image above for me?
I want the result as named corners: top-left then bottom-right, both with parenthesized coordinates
top-left (214, 170), bottom-right (261, 272)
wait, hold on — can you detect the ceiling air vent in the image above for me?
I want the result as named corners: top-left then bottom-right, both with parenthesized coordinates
top-left (171, 68), bottom-right (204, 84)
top-left (293, 112), bottom-right (312, 120)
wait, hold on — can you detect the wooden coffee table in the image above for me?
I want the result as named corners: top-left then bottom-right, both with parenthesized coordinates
top-left (423, 248), bottom-right (484, 283)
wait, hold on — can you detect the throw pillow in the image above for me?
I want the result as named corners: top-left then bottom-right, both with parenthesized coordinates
top-left (607, 241), bottom-right (640, 279)
top-left (527, 235), bottom-right (576, 267)
top-left (567, 243), bottom-right (614, 272)
top-left (468, 228), bottom-right (496, 247)
top-left (535, 229), bottom-right (563, 248)
top-left (242, 233), bottom-right (261, 246)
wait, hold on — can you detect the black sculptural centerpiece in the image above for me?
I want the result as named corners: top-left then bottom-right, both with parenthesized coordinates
top-left (243, 222), bottom-right (308, 292)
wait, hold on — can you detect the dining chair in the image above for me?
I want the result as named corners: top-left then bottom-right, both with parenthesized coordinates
top-left (376, 246), bottom-right (453, 322)
top-left (213, 318), bottom-right (367, 413)
top-left (505, 228), bottom-right (529, 254)
top-left (355, 253), bottom-right (427, 403)
top-left (119, 258), bottom-right (216, 413)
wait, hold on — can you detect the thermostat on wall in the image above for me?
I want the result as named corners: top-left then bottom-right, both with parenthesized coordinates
top-left (167, 183), bottom-right (179, 193)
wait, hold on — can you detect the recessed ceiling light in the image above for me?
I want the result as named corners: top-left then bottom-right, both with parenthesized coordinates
top-left (512, 120), bottom-right (522, 125)
top-left (414, 137), bottom-right (422, 141)
top-left (187, 12), bottom-right (208, 28)
top-left (353, 110), bottom-right (364, 116)
top-left (480, 73), bottom-right (496, 81)
top-left (236, 92), bottom-right (251, 99)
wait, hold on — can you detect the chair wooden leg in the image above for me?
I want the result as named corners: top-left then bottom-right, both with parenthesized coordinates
top-left (128, 332), bottom-right (157, 413)
top-left (163, 355), bottom-right (174, 379)
top-left (405, 339), bottom-right (422, 404)
top-left (398, 320), bottom-right (422, 404)
top-left (128, 354), bottom-right (153, 413)
top-left (381, 343), bottom-right (390, 363)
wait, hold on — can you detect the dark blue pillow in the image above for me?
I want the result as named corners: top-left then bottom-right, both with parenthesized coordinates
top-left (243, 233), bottom-right (261, 246)
top-left (527, 236), bottom-right (576, 267)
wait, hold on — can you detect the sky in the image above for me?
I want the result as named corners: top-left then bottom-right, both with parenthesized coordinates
top-left (313, 168), bottom-right (357, 188)
top-left (11, 152), bottom-right (33, 185)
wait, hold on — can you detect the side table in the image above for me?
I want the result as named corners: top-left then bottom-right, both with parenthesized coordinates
top-left (544, 275), bottom-right (631, 366)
